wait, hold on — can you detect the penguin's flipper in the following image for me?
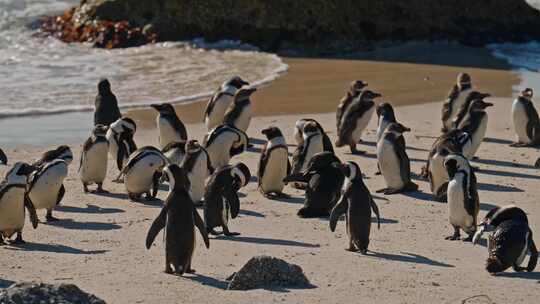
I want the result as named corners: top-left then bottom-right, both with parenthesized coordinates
top-left (287, 158), bottom-right (292, 176)
top-left (193, 209), bottom-right (210, 249)
top-left (329, 194), bottom-right (348, 232)
top-left (322, 134), bottom-right (335, 153)
top-left (224, 186), bottom-right (240, 219)
top-left (0, 148), bottom-right (7, 165)
top-left (24, 195), bottom-right (39, 229)
top-left (370, 198), bottom-right (381, 230)
top-left (116, 140), bottom-right (127, 171)
top-left (151, 171), bottom-right (161, 198)
top-left (205, 149), bottom-right (215, 174)
top-left (257, 146), bottom-right (268, 187)
top-left (527, 229), bottom-right (538, 272)
top-left (56, 184), bottom-right (65, 205)
top-left (146, 206), bottom-right (168, 249)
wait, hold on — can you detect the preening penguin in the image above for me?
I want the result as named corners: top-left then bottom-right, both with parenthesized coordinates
top-left (290, 121), bottom-right (325, 189)
top-left (204, 124), bottom-right (248, 169)
top-left (181, 140), bottom-right (214, 205)
top-left (293, 118), bottom-right (334, 152)
top-left (106, 117), bottom-right (137, 181)
top-left (27, 159), bottom-right (69, 222)
top-left (336, 80), bottom-right (368, 131)
top-left (0, 162), bottom-right (38, 245)
top-left (335, 90), bottom-right (381, 154)
top-left (94, 78), bottom-right (122, 127)
top-left (145, 164), bottom-right (209, 275)
top-left (162, 141), bottom-right (186, 166)
top-left (223, 87), bottom-right (256, 133)
top-left (79, 124), bottom-right (109, 193)
top-left (511, 88), bottom-right (540, 147)
top-left (443, 153), bottom-right (479, 241)
top-left (32, 145), bottom-right (73, 168)
top-left (204, 163), bottom-right (251, 236)
top-left (258, 126), bottom-right (291, 198)
top-left (456, 98), bottom-right (493, 159)
top-left (329, 162), bottom-right (380, 254)
top-left (441, 73), bottom-right (473, 132)
top-left (376, 123), bottom-right (418, 194)
top-left (121, 146), bottom-right (168, 201)
top-left (151, 103), bottom-right (187, 149)
top-left (204, 76), bottom-right (249, 131)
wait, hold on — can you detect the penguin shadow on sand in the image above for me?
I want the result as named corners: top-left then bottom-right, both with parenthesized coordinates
top-left (213, 235), bottom-right (320, 248)
top-left (56, 203), bottom-right (125, 214)
top-left (477, 182), bottom-right (524, 193)
top-left (43, 218), bottom-right (122, 231)
top-left (366, 251), bottom-right (454, 268)
top-left (473, 157), bottom-right (537, 170)
top-left (476, 168), bottom-right (540, 181)
top-left (185, 273), bottom-right (317, 291)
top-left (494, 269), bottom-right (540, 280)
top-left (483, 137), bottom-right (514, 145)
top-left (0, 279), bottom-right (15, 288)
top-left (4, 242), bottom-right (108, 255)
top-left (361, 139), bottom-right (428, 152)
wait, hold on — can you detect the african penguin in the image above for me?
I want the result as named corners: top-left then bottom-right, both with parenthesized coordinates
top-left (151, 103), bottom-right (187, 149)
top-left (441, 73), bottom-right (473, 132)
top-left (94, 78), bottom-right (122, 126)
top-left (0, 162), bottom-right (38, 245)
top-left (290, 121), bottom-right (325, 189)
top-left (204, 76), bottom-right (249, 131)
top-left (145, 164), bottom-right (209, 275)
top-left (181, 140), bottom-right (214, 206)
top-left (106, 117), bottom-right (137, 181)
top-left (203, 124), bottom-right (248, 169)
top-left (27, 159), bottom-right (69, 222)
top-left (443, 153), bottom-right (479, 241)
top-left (376, 123), bottom-right (418, 194)
top-left (223, 87), bottom-right (256, 133)
top-left (511, 88), bottom-right (540, 147)
top-left (456, 98), bottom-right (493, 159)
top-left (258, 126), bottom-right (291, 198)
top-left (330, 161), bottom-right (380, 254)
top-left (336, 80), bottom-right (368, 131)
top-left (32, 145), bottom-right (73, 169)
top-left (162, 141), bottom-right (186, 166)
top-left (121, 146), bottom-right (168, 201)
top-left (204, 163), bottom-right (250, 236)
top-left (79, 125), bottom-right (109, 193)
top-left (336, 90), bottom-right (381, 154)
top-left (293, 118), bottom-right (334, 152)
top-left (450, 91), bottom-right (491, 130)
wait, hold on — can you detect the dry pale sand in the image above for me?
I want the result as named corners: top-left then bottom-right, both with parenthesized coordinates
top-left (1, 94), bottom-right (540, 303)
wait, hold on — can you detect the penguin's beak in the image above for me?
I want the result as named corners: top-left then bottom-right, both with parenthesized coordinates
top-left (261, 128), bottom-right (270, 136)
top-left (150, 104), bottom-right (161, 111)
top-left (373, 92), bottom-right (382, 98)
top-left (240, 79), bottom-right (250, 86)
top-left (481, 93), bottom-right (491, 99)
top-left (483, 102), bottom-right (494, 108)
top-left (403, 127), bottom-right (411, 133)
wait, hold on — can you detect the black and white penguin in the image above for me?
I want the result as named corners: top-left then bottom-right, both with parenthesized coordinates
top-left (511, 88), bottom-right (540, 147)
top-left (444, 153), bottom-right (479, 241)
top-left (145, 164), bottom-right (209, 275)
top-left (0, 162), bottom-right (38, 245)
top-left (121, 146), bottom-right (168, 201)
top-left (204, 163), bottom-right (251, 236)
top-left (456, 98), bottom-right (493, 159)
top-left (150, 103), bottom-right (187, 149)
top-left (473, 205), bottom-right (537, 274)
top-left (94, 78), bottom-right (122, 126)
top-left (258, 126), bottom-right (291, 198)
top-left (290, 122), bottom-right (325, 189)
top-left (336, 80), bottom-right (368, 131)
top-left (336, 90), bottom-right (381, 154)
top-left (293, 118), bottom-right (334, 152)
top-left (450, 91), bottom-right (491, 130)
top-left (79, 125), bottom-right (109, 193)
top-left (27, 159), bottom-right (69, 221)
top-left (375, 102), bottom-right (400, 143)
top-left (329, 161), bottom-right (380, 253)
top-left (32, 145), bottom-right (73, 169)
top-left (223, 87), bottom-right (256, 133)
top-left (204, 76), bottom-right (249, 131)
top-left (181, 140), bottom-right (214, 205)
top-left (0, 148), bottom-right (7, 165)
top-left (441, 73), bottom-right (473, 132)
top-left (162, 141), bottom-right (186, 166)
top-left (284, 152), bottom-right (345, 218)
top-left (203, 124), bottom-right (248, 169)
top-left (106, 117), bottom-right (137, 181)
top-left (376, 123), bottom-right (418, 194)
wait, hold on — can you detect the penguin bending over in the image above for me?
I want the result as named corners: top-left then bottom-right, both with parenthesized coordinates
top-left (336, 90), bottom-right (381, 154)
top-left (204, 124), bottom-right (248, 169)
top-left (456, 98), bottom-right (493, 159)
top-left (290, 122), bottom-right (325, 189)
top-left (336, 80), bottom-right (368, 131)
top-left (223, 87), bottom-right (256, 133)
top-left (151, 103), bottom-right (187, 149)
top-left (444, 153), bottom-right (479, 241)
top-left (376, 123), bottom-right (418, 194)
top-left (32, 145), bottom-right (73, 168)
top-left (106, 117), bottom-right (137, 181)
top-left (94, 78), bottom-right (122, 127)
top-left (181, 140), bottom-right (214, 205)
top-left (511, 88), bottom-right (540, 147)
top-left (441, 73), bottom-right (472, 132)
top-left (162, 141), bottom-right (186, 166)
top-left (80, 125), bottom-right (109, 193)
top-left (284, 152), bottom-right (345, 218)
top-left (204, 163), bottom-right (251, 236)
top-left (146, 164), bottom-right (209, 275)
top-left (258, 126), bottom-right (291, 198)
top-left (0, 162), bottom-right (38, 245)
top-left (204, 76), bottom-right (249, 131)
top-left (121, 146), bottom-right (168, 201)
top-left (27, 159), bottom-right (69, 221)
top-left (293, 118), bottom-right (334, 152)
top-left (473, 206), bottom-right (537, 274)
top-left (330, 161), bottom-right (380, 253)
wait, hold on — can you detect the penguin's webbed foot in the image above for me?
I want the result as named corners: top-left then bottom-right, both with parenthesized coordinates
top-left (358, 249), bottom-right (368, 255)
top-left (445, 228), bottom-right (460, 241)
top-left (375, 188), bottom-right (387, 193)
top-left (12, 233), bottom-right (25, 245)
top-left (208, 228), bottom-right (223, 236)
top-left (186, 268), bottom-right (196, 274)
top-left (46, 211), bottom-right (59, 222)
top-left (509, 142), bottom-right (528, 147)
top-left (223, 226), bottom-right (240, 236)
top-left (512, 264), bottom-right (527, 272)
top-left (461, 235), bottom-right (473, 242)
top-left (95, 184), bottom-right (108, 194)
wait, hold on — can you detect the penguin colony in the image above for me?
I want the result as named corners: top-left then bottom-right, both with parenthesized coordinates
top-left (1, 74), bottom-right (538, 278)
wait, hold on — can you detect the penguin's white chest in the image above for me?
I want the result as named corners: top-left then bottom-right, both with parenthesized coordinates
top-left (205, 94), bottom-right (234, 130)
top-left (158, 116), bottom-right (182, 149)
top-left (429, 152), bottom-right (449, 194)
top-left (351, 107), bottom-right (375, 142)
top-left (260, 147), bottom-right (288, 193)
top-left (106, 130), bottom-right (119, 162)
top-left (376, 116), bottom-right (389, 142)
top-left (301, 135), bottom-right (324, 171)
top-left (447, 174), bottom-right (473, 229)
top-left (516, 230), bottom-right (530, 266)
top-left (124, 155), bottom-right (164, 195)
top-left (187, 153), bottom-right (210, 203)
top-left (80, 142), bottom-right (108, 184)
top-left (234, 104), bottom-right (252, 132)
top-left (468, 116), bottom-right (488, 158)
top-left (206, 132), bottom-right (237, 169)
top-left (29, 164), bottom-right (68, 210)
top-left (512, 101), bottom-right (531, 143)
top-left (0, 187), bottom-right (26, 236)
top-left (164, 149), bottom-right (184, 166)
top-left (377, 139), bottom-right (404, 189)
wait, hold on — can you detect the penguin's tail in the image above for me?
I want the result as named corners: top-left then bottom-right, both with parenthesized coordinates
top-left (297, 207), bottom-right (329, 218)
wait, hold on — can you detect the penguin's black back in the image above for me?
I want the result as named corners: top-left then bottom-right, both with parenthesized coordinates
top-left (347, 180), bottom-right (374, 250)
top-left (487, 220), bottom-right (529, 273)
top-left (299, 162), bottom-right (344, 218)
top-left (165, 189), bottom-right (196, 268)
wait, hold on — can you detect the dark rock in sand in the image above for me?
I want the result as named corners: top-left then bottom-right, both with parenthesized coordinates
top-left (227, 256), bottom-right (311, 290)
top-left (0, 282), bottom-right (106, 304)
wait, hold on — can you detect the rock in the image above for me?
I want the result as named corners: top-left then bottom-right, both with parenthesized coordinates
top-left (0, 282), bottom-right (106, 304)
top-left (227, 256), bottom-right (311, 290)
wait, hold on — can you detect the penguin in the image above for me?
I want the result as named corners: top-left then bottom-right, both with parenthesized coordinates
top-left (329, 161), bottom-right (380, 253)
top-left (204, 163), bottom-right (251, 236)
top-left (456, 98), bottom-right (493, 159)
top-left (473, 206), bottom-right (537, 274)
top-left (293, 118), bottom-right (334, 152)
top-left (181, 140), bottom-right (214, 205)
top-left (441, 73), bottom-right (473, 132)
top-left (336, 80), bottom-right (368, 131)
top-left (27, 159), bottom-right (69, 221)
top-left (443, 153), bottom-right (479, 241)
top-left (32, 145), bottom-right (73, 168)
top-left (121, 146), bottom-right (168, 201)
top-left (0, 162), bottom-right (38, 245)
top-left (203, 124), bottom-right (248, 169)
top-left (150, 103), bottom-right (187, 149)
top-left (258, 126), bottom-right (291, 198)
top-left (511, 88), bottom-right (540, 147)
top-left (106, 117), bottom-right (137, 181)
top-left (162, 141), bottom-right (186, 166)
top-left (335, 90), bottom-right (381, 154)
top-left (145, 164), bottom-right (209, 275)
top-left (204, 76), bottom-right (249, 131)
top-left (376, 123), bottom-right (418, 195)
top-left (223, 87), bottom-right (256, 133)
top-left (284, 152), bottom-right (345, 218)
top-left (0, 148), bottom-right (7, 165)
top-left (290, 122), bottom-right (325, 189)
top-left (79, 125), bottom-right (109, 193)
top-left (450, 91), bottom-right (492, 130)
top-left (94, 78), bottom-right (122, 126)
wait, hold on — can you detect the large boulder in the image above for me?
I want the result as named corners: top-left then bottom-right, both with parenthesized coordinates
top-left (0, 282), bottom-right (106, 304)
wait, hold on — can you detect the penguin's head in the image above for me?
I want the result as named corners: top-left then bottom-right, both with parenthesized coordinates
top-left (481, 205), bottom-right (528, 227)
top-left (93, 124), bottom-right (109, 137)
top-left (235, 87), bottom-right (257, 102)
top-left (333, 161), bottom-right (361, 181)
top-left (360, 90), bottom-right (382, 102)
top-left (186, 139), bottom-right (201, 153)
top-left (443, 153), bottom-right (469, 178)
top-left (351, 80), bottom-right (368, 93)
top-left (163, 164), bottom-right (190, 193)
top-left (302, 122), bottom-right (320, 137)
top-left (150, 103), bottom-right (176, 115)
top-left (469, 99), bottom-right (493, 112)
top-left (261, 126), bottom-right (283, 140)
top-left (457, 73), bottom-right (471, 87)
top-left (97, 78), bottom-right (111, 94)
top-left (385, 123), bottom-right (410, 135)
top-left (231, 162), bottom-right (251, 190)
top-left (42, 145), bottom-right (73, 165)
top-left (465, 91), bottom-right (491, 104)
top-left (226, 76), bottom-right (250, 89)
top-left (521, 88), bottom-right (534, 99)
top-left (119, 117), bottom-right (137, 134)
top-left (4, 162), bottom-right (35, 185)
top-left (376, 102), bottom-right (395, 118)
